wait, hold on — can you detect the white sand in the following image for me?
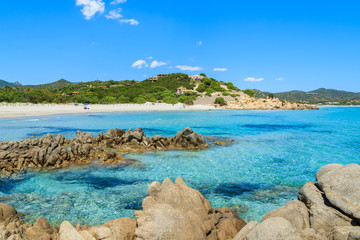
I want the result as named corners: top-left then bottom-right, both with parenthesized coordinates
top-left (0, 102), bottom-right (216, 119)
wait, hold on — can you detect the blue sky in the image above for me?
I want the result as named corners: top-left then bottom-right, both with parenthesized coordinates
top-left (1, 0), bottom-right (360, 92)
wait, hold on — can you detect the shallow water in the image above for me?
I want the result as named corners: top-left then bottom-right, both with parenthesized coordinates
top-left (0, 107), bottom-right (360, 226)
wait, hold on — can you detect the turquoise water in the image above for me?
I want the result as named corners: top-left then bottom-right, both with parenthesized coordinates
top-left (0, 107), bottom-right (360, 226)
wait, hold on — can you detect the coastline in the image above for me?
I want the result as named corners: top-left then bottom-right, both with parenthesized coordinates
top-left (0, 103), bottom-right (216, 119)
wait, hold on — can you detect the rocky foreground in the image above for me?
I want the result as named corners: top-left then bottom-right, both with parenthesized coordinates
top-left (0, 127), bottom-right (208, 175)
top-left (0, 163), bottom-right (359, 239)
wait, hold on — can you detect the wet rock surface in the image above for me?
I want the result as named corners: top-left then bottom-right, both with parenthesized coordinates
top-left (0, 127), bottom-right (209, 175)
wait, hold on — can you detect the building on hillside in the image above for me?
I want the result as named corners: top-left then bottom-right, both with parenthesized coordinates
top-left (71, 92), bottom-right (79, 95)
top-left (148, 74), bottom-right (168, 82)
top-left (176, 87), bottom-right (195, 95)
top-left (189, 75), bottom-right (204, 81)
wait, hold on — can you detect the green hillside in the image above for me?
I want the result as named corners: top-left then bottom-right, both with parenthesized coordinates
top-left (0, 80), bottom-right (22, 87)
top-left (22, 79), bottom-right (73, 89)
top-left (257, 88), bottom-right (360, 105)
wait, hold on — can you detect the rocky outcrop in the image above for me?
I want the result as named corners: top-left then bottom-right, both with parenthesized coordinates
top-left (135, 178), bottom-right (246, 240)
top-left (0, 178), bottom-right (244, 240)
top-left (235, 163), bottom-right (360, 240)
top-left (1, 163), bottom-right (359, 239)
top-left (225, 97), bottom-right (318, 110)
top-left (0, 127), bottom-right (209, 175)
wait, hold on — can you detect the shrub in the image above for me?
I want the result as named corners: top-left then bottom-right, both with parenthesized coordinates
top-left (268, 93), bottom-right (275, 99)
top-left (215, 97), bottom-right (227, 106)
top-left (243, 89), bottom-right (255, 97)
top-left (196, 84), bottom-right (207, 92)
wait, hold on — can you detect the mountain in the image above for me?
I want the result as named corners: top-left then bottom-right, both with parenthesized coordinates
top-left (22, 79), bottom-right (73, 89)
top-left (0, 80), bottom-right (22, 87)
top-left (256, 88), bottom-right (360, 105)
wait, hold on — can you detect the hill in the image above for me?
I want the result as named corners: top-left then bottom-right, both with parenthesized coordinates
top-left (255, 88), bottom-right (360, 105)
top-left (0, 80), bottom-right (22, 87)
top-left (22, 79), bottom-right (73, 89)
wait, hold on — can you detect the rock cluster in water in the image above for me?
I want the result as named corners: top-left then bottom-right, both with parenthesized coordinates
top-left (0, 163), bottom-right (359, 239)
top-left (0, 127), bottom-right (208, 175)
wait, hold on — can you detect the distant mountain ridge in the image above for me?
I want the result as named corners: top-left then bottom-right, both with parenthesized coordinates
top-left (22, 79), bottom-right (73, 89)
top-left (0, 80), bottom-right (22, 87)
top-left (255, 88), bottom-right (360, 105)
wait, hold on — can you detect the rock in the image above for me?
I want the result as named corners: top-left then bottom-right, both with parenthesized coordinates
top-left (261, 199), bottom-right (310, 232)
top-left (173, 127), bottom-right (208, 149)
top-left (232, 221), bottom-right (259, 240)
top-left (135, 177), bottom-right (245, 240)
top-left (331, 226), bottom-right (360, 240)
top-left (300, 228), bottom-right (327, 240)
top-left (0, 203), bottom-right (17, 221)
top-left (298, 181), bottom-right (356, 238)
top-left (86, 218), bottom-right (136, 240)
top-left (316, 164), bottom-right (360, 222)
top-left (244, 217), bottom-right (302, 240)
top-left (213, 207), bottom-right (246, 240)
top-left (59, 221), bottom-right (87, 240)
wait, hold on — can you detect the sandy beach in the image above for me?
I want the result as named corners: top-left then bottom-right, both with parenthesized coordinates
top-left (0, 102), bottom-right (216, 119)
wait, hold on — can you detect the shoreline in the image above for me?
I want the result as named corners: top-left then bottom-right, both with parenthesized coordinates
top-left (0, 103), bottom-right (216, 119)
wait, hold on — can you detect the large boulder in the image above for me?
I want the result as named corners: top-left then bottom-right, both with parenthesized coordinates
top-left (299, 181), bottom-right (357, 238)
top-left (316, 164), bottom-right (360, 222)
top-left (261, 200), bottom-right (309, 232)
top-left (135, 178), bottom-right (245, 240)
top-left (0, 203), bottom-right (17, 222)
top-left (243, 217), bottom-right (302, 240)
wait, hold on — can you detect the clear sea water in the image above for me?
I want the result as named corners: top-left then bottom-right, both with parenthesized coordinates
top-left (0, 107), bottom-right (359, 227)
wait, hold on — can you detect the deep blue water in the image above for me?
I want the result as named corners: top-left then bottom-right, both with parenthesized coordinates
top-left (0, 107), bottom-right (360, 226)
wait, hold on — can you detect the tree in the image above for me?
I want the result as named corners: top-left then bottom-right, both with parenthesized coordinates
top-left (200, 73), bottom-right (207, 77)
top-left (163, 96), bottom-right (178, 104)
top-left (196, 84), bottom-right (207, 92)
top-left (214, 97), bottom-right (226, 106)
top-left (268, 93), bottom-right (275, 99)
top-left (243, 89), bottom-right (255, 97)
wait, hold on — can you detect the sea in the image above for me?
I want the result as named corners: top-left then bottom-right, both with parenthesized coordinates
top-left (0, 107), bottom-right (359, 226)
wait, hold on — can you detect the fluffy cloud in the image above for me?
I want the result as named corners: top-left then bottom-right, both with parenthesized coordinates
top-left (275, 77), bottom-right (285, 81)
top-left (213, 68), bottom-right (227, 72)
top-left (105, 8), bottom-right (122, 19)
top-left (244, 77), bottom-right (264, 82)
top-left (197, 41), bottom-right (202, 46)
top-left (119, 18), bottom-right (139, 25)
top-left (76, 0), bottom-right (105, 20)
top-left (131, 60), bottom-right (147, 69)
top-left (150, 61), bottom-right (167, 68)
top-left (176, 65), bottom-right (203, 71)
top-left (110, 0), bottom-right (127, 4)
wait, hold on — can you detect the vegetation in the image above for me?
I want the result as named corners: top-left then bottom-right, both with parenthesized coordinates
top-left (0, 73), bottom-right (248, 105)
top-left (0, 73), bottom-right (200, 104)
top-left (243, 89), bottom-right (255, 97)
top-left (214, 97), bottom-right (226, 106)
top-left (0, 80), bottom-right (22, 87)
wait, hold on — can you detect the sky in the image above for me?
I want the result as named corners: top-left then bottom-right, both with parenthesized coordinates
top-left (1, 0), bottom-right (360, 92)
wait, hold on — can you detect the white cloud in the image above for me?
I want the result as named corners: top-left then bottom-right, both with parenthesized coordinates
top-left (176, 65), bottom-right (203, 71)
top-left (110, 0), bottom-right (127, 4)
top-left (197, 41), bottom-right (202, 46)
top-left (105, 8), bottom-right (123, 19)
top-left (131, 60), bottom-right (147, 69)
top-left (150, 60), bottom-right (167, 68)
top-left (76, 0), bottom-right (105, 20)
top-left (169, 66), bottom-right (173, 69)
top-left (119, 18), bottom-right (139, 25)
top-left (147, 56), bottom-right (154, 60)
top-left (275, 77), bottom-right (285, 81)
top-left (244, 77), bottom-right (264, 82)
top-left (213, 68), bottom-right (228, 72)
